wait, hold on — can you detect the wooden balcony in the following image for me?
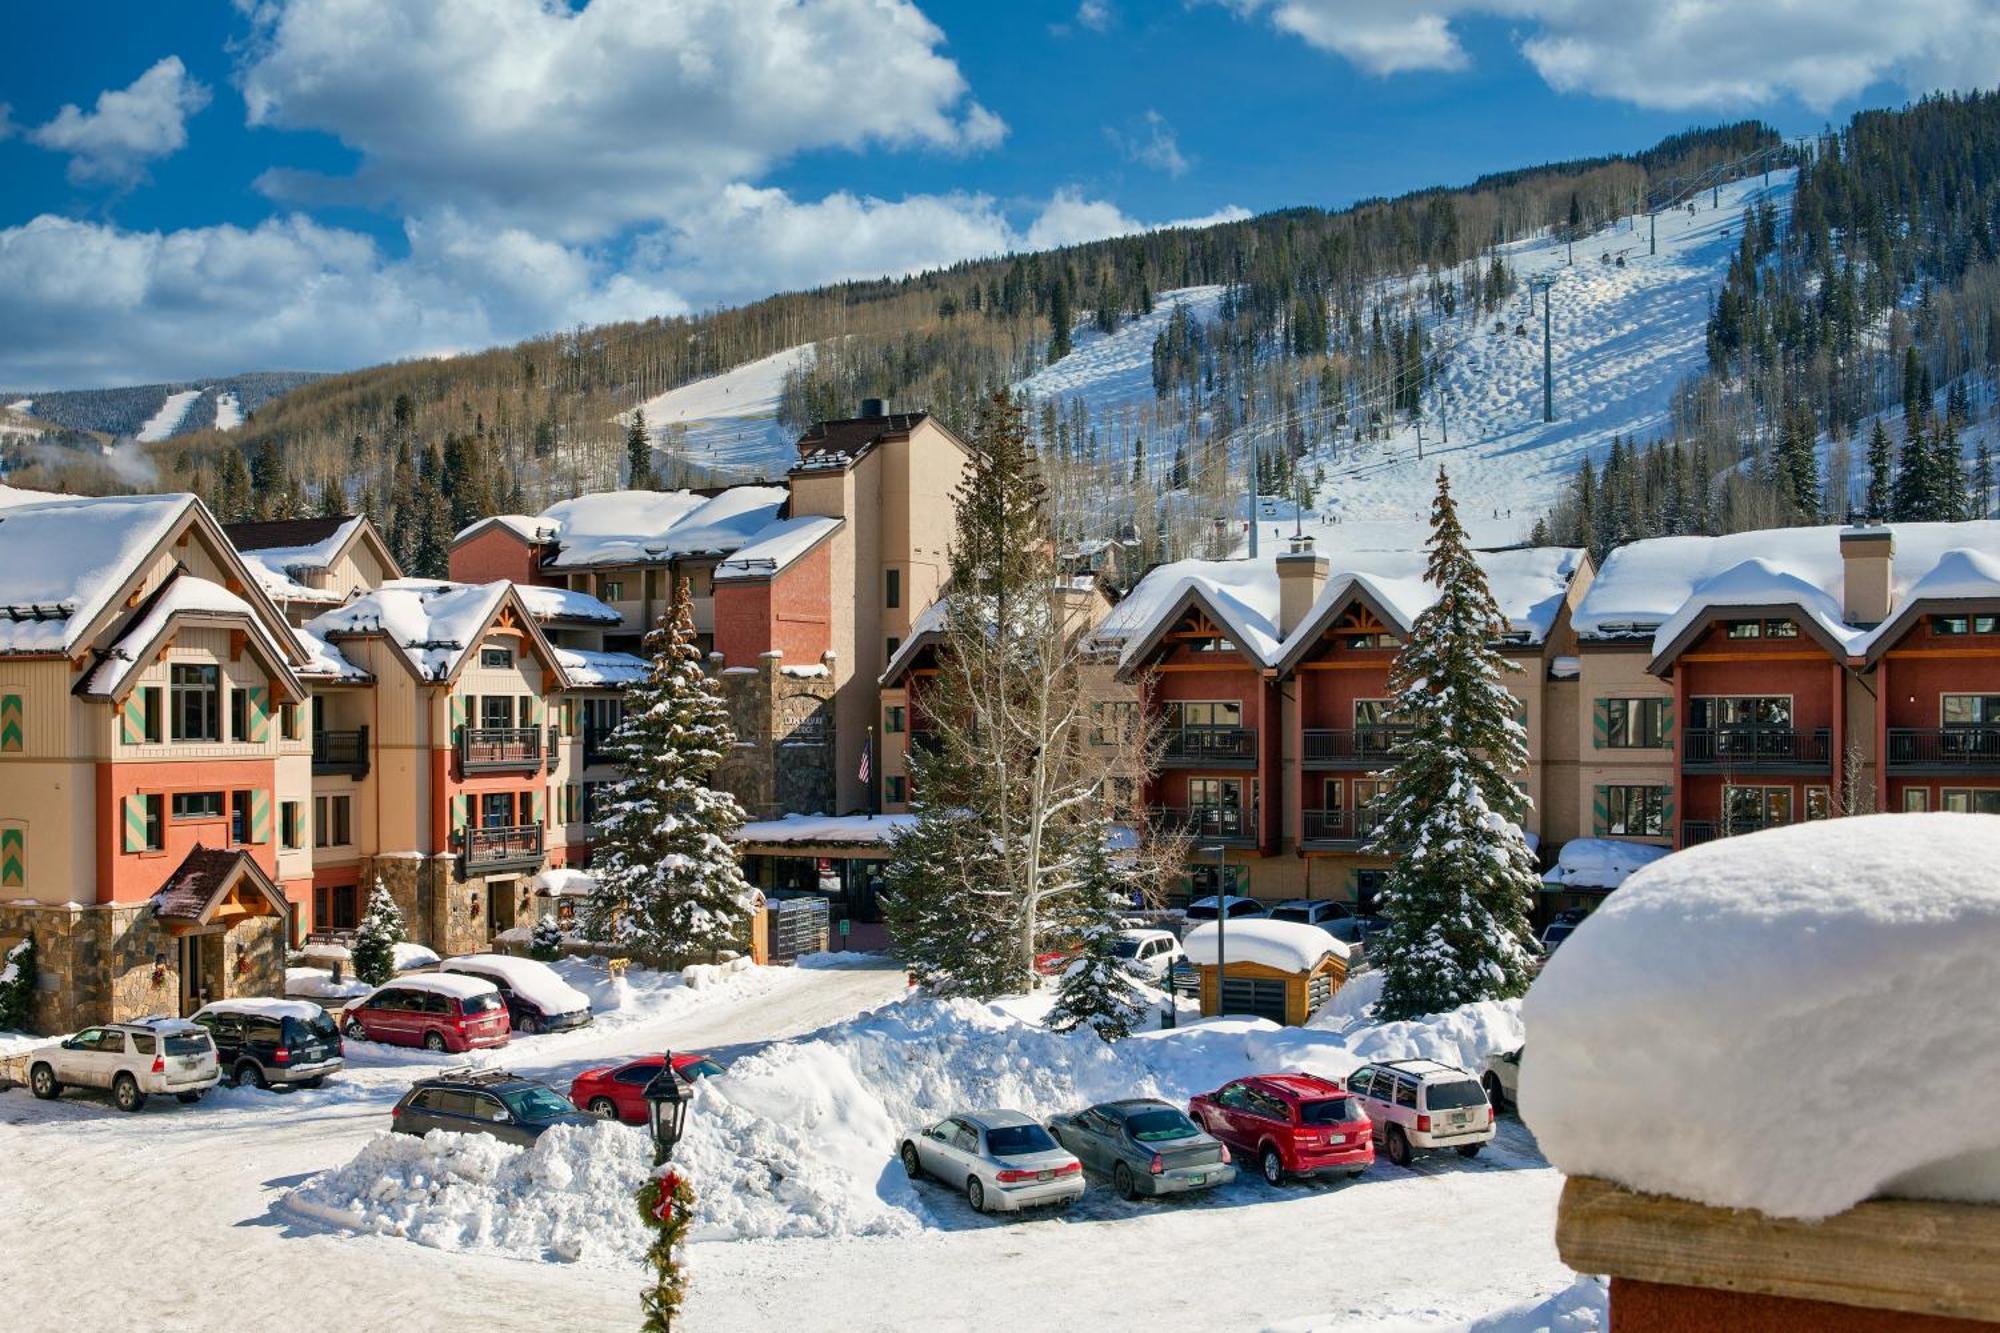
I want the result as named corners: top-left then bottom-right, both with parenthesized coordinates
top-left (1886, 726), bottom-right (2000, 773)
top-left (1159, 727), bottom-right (1258, 768)
top-left (311, 726), bottom-right (369, 778)
top-left (1301, 726), bottom-right (1409, 769)
top-left (459, 725), bottom-right (543, 774)
top-left (1151, 804), bottom-right (1257, 845)
top-left (1300, 807), bottom-right (1387, 850)
top-left (1681, 727), bottom-right (1831, 773)
top-left (461, 824), bottom-right (544, 876)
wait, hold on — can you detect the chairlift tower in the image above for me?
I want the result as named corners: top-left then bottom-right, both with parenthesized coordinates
top-left (1529, 275), bottom-right (1557, 423)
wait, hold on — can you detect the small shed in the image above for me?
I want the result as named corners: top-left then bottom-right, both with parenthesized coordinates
top-left (1181, 919), bottom-right (1349, 1025)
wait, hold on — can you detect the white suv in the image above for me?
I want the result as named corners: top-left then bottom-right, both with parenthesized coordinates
top-left (1346, 1059), bottom-right (1495, 1165)
top-left (29, 1018), bottom-right (220, 1112)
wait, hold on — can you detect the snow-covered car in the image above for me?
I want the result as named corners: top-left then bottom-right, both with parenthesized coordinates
top-left (438, 953), bottom-right (592, 1033)
top-left (29, 1018), bottom-right (219, 1111)
top-left (899, 1110), bottom-right (1085, 1214)
top-left (1049, 1098), bottom-right (1235, 1199)
top-left (1482, 1046), bottom-right (1522, 1114)
top-left (1185, 894), bottom-right (1268, 921)
top-left (392, 1068), bottom-right (596, 1147)
top-left (1269, 899), bottom-right (1354, 932)
top-left (1346, 1059), bottom-right (1495, 1166)
top-left (191, 998), bottom-right (344, 1090)
top-left (1112, 929), bottom-right (1185, 982)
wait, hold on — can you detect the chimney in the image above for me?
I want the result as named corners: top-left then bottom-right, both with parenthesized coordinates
top-left (1839, 520), bottom-right (1894, 626)
top-left (859, 397), bottom-right (886, 418)
top-left (1276, 533), bottom-right (1327, 637)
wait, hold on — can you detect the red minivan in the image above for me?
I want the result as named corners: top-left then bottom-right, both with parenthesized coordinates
top-left (1188, 1073), bottom-right (1374, 1185)
top-left (342, 974), bottom-right (511, 1053)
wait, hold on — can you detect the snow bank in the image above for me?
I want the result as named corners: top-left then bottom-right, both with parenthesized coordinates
top-left (1522, 813), bottom-right (2000, 1219)
top-left (441, 955), bottom-right (591, 1016)
top-left (286, 966), bottom-right (368, 1000)
top-left (283, 1123), bottom-right (652, 1266)
top-left (1182, 918), bottom-right (1348, 970)
top-left (1463, 1276), bottom-right (1608, 1333)
top-left (1540, 838), bottom-right (1669, 890)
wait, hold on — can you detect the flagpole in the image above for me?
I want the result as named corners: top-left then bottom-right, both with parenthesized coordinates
top-left (864, 725), bottom-right (876, 820)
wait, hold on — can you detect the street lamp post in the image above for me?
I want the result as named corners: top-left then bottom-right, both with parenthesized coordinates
top-left (642, 1054), bottom-right (694, 1166)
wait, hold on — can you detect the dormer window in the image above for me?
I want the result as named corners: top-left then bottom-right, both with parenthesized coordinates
top-left (1764, 619), bottom-right (1797, 638)
top-left (1192, 636), bottom-right (1236, 653)
top-left (1724, 621), bottom-right (1762, 639)
top-left (1931, 614), bottom-right (1999, 636)
top-left (480, 646), bottom-right (513, 668)
top-left (170, 664), bottom-right (219, 741)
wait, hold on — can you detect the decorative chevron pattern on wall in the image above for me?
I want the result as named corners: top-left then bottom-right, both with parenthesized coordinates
top-left (1, 693), bottom-right (22, 752)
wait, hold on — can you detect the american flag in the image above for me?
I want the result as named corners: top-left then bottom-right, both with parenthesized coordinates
top-left (857, 735), bottom-right (872, 783)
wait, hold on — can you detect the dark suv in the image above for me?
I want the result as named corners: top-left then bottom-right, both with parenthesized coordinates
top-left (192, 999), bottom-right (345, 1090)
top-left (392, 1069), bottom-right (598, 1147)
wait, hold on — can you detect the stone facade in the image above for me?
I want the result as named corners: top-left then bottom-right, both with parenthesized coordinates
top-left (354, 852), bottom-right (533, 959)
top-left (712, 652), bottom-right (839, 818)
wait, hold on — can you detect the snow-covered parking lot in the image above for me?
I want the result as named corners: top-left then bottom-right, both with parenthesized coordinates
top-left (0, 957), bottom-right (1588, 1332)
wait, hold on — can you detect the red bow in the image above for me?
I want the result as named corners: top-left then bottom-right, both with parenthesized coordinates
top-left (653, 1172), bottom-right (681, 1223)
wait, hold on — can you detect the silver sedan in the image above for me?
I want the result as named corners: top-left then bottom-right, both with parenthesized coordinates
top-left (899, 1109), bottom-right (1085, 1213)
top-left (1049, 1098), bottom-right (1237, 1199)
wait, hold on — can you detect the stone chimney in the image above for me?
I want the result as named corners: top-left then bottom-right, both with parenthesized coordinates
top-left (1839, 521), bottom-right (1894, 627)
top-left (1276, 533), bottom-right (1328, 637)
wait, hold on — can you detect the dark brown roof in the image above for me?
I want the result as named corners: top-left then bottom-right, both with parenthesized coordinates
top-left (151, 845), bottom-right (285, 922)
top-left (792, 413), bottom-right (930, 470)
top-left (223, 515), bottom-right (354, 552)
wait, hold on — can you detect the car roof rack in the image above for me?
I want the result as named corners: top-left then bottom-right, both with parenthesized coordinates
top-left (422, 1064), bottom-right (519, 1086)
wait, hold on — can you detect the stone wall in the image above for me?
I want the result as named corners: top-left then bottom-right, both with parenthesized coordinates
top-left (711, 651), bottom-right (838, 819)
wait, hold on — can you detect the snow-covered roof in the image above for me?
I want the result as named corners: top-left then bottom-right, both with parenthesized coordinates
top-left (292, 625), bottom-right (370, 681)
top-left (1647, 556), bottom-right (1860, 661)
top-left (535, 486), bottom-right (789, 569)
top-left (1521, 812), bottom-right (2000, 1221)
top-left (0, 492), bottom-right (196, 654)
top-left (440, 954), bottom-right (591, 1016)
top-left (512, 583), bottom-right (623, 624)
top-left (454, 513), bottom-right (553, 545)
top-left (713, 515), bottom-right (843, 582)
top-left (1858, 546), bottom-right (2000, 663)
top-left (528, 868), bottom-right (598, 898)
top-left (554, 646), bottom-right (649, 687)
top-left (734, 813), bottom-right (916, 845)
top-left (81, 572), bottom-right (295, 697)
top-left (308, 579), bottom-right (561, 683)
top-left (195, 997), bottom-right (327, 1022)
top-left (1098, 544), bottom-right (1582, 671)
top-left (1540, 837), bottom-right (1670, 890)
top-left (361, 971), bottom-right (500, 1003)
top-left (1181, 918), bottom-right (1349, 971)
top-left (881, 597), bottom-right (951, 683)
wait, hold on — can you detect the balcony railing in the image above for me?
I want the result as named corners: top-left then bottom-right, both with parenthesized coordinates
top-left (1680, 818), bottom-right (1781, 847)
top-left (582, 726), bottom-right (619, 768)
top-left (311, 726), bottom-right (369, 778)
top-left (1152, 804), bottom-right (1257, 843)
top-left (459, 725), bottom-right (543, 774)
top-left (1300, 807), bottom-right (1387, 847)
top-left (462, 824), bottom-right (544, 875)
top-left (1682, 727), bottom-right (1831, 772)
top-left (1886, 726), bottom-right (2000, 771)
top-left (1301, 726), bottom-right (1410, 768)
top-left (1159, 727), bottom-right (1258, 767)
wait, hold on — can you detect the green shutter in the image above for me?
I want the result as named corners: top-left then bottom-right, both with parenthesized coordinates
top-left (526, 696), bottom-right (543, 728)
top-left (0, 826), bottom-right (23, 887)
top-left (249, 789), bottom-right (271, 844)
top-left (450, 794), bottom-right (467, 835)
top-left (119, 691), bottom-right (146, 746)
top-left (1658, 698), bottom-right (1674, 747)
top-left (1591, 785), bottom-right (1609, 837)
top-left (1, 693), bottom-right (24, 751)
top-left (528, 789), bottom-right (543, 827)
top-left (1591, 699), bottom-right (1609, 749)
top-left (245, 686), bottom-right (271, 743)
top-left (124, 796), bottom-right (148, 853)
top-left (1660, 786), bottom-right (1675, 831)
top-left (450, 694), bottom-right (467, 738)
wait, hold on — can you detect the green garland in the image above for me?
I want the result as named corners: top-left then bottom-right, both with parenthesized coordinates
top-left (637, 1168), bottom-right (695, 1331)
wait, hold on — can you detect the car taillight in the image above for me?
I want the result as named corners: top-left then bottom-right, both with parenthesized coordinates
top-left (1218, 1143), bottom-right (1230, 1164)
top-left (1487, 1104), bottom-right (1496, 1124)
top-left (995, 1168), bottom-right (1036, 1182)
top-left (1416, 1114), bottom-right (1431, 1133)
top-left (391, 1104), bottom-right (402, 1118)
top-left (1054, 1161), bottom-right (1081, 1176)
top-left (273, 1047), bottom-right (291, 1064)
top-left (1149, 1152), bottom-right (1164, 1176)
top-left (151, 1055), bottom-right (165, 1074)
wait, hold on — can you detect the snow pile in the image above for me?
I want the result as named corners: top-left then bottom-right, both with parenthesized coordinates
top-left (1462, 1277), bottom-right (1608, 1333)
top-left (286, 966), bottom-right (368, 1000)
top-left (1522, 813), bottom-right (2000, 1219)
top-left (295, 940), bottom-right (439, 972)
top-left (1540, 838), bottom-right (1669, 890)
top-left (441, 955), bottom-right (590, 1016)
top-left (1182, 918), bottom-right (1348, 970)
top-left (283, 1122), bottom-right (653, 1266)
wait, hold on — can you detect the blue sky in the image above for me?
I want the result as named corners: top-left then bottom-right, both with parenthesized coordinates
top-left (2, 0), bottom-right (1991, 388)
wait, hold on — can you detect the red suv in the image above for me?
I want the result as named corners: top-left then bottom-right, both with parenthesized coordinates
top-left (1188, 1074), bottom-right (1374, 1185)
top-left (342, 974), bottom-right (511, 1052)
top-left (568, 1052), bottom-right (727, 1123)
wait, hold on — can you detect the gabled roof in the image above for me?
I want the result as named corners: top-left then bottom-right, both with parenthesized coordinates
top-left (880, 597), bottom-right (951, 686)
top-left (1272, 575), bottom-right (1422, 674)
top-left (78, 568), bottom-right (305, 701)
top-left (307, 579), bottom-right (576, 685)
top-left (1858, 547), bottom-right (2000, 666)
top-left (228, 513), bottom-right (403, 605)
top-left (223, 515), bottom-right (353, 552)
top-left (534, 486), bottom-right (789, 569)
top-left (453, 514), bottom-right (554, 546)
top-left (1113, 581), bottom-right (1279, 680)
top-left (152, 846), bottom-right (289, 926)
top-left (1644, 558), bottom-right (1859, 673)
top-left (713, 514), bottom-right (844, 582)
top-left (791, 412), bottom-right (936, 473)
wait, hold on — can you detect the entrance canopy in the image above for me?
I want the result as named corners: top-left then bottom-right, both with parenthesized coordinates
top-left (150, 846), bottom-right (289, 934)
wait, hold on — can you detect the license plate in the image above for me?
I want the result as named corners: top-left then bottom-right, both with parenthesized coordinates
top-left (1037, 1170), bottom-right (1053, 1181)
top-left (1190, 1172), bottom-right (1206, 1184)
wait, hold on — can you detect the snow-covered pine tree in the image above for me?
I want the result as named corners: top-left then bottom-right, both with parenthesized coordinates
top-left (579, 581), bottom-right (755, 965)
top-left (0, 934), bottom-right (36, 1030)
top-left (351, 879), bottom-right (407, 986)
top-left (529, 914), bottom-right (563, 962)
top-left (1046, 829), bottom-right (1147, 1041)
top-left (1366, 466), bottom-right (1541, 1021)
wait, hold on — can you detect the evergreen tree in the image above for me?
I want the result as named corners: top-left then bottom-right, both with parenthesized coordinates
top-left (1974, 439), bottom-right (1995, 518)
top-left (1046, 831), bottom-right (1148, 1041)
top-left (529, 915), bottom-right (563, 962)
top-left (212, 446), bottom-right (253, 523)
top-left (1776, 398), bottom-right (1820, 522)
top-left (580, 583), bottom-right (755, 963)
top-left (351, 879), bottom-right (407, 986)
top-left (410, 449), bottom-right (453, 578)
top-left (0, 935), bottom-right (35, 1030)
top-left (626, 409), bottom-right (656, 490)
top-left (1865, 419), bottom-right (1894, 517)
top-left (1367, 467), bottom-right (1541, 1021)
top-left (1048, 279), bottom-right (1073, 362)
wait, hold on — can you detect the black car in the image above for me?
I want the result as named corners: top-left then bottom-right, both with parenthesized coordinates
top-left (392, 1069), bottom-right (598, 1147)
top-left (191, 999), bottom-right (344, 1090)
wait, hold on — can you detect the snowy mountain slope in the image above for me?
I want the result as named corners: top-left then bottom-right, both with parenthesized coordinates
top-left (629, 342), bottom-right (815, 478)
top-left (0, 372), bottom-right (320, 441)
top-left (1018, 284), bottom-right (1228, 420)
top-left (135, 388), bottom-right (202, 442)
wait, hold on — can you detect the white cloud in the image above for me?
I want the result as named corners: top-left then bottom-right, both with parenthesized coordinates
top-left (1107, 110), bottom-right (1191, 177)
top-left (27, 56), bottom-right (211, 185)
top-left (1077, 2), bottom-right (1112, 32)
top-left (1224, 1), bottom-right (2000, 110)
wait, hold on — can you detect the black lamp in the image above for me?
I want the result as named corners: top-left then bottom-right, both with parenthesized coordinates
top-left (642, 1054), bottom-right (694, 1163)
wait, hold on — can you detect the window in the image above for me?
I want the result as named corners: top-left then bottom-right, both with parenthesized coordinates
top-left (483, 792), bottom-right (516, 829)
top-left (1091, 700), bottom-right (1137, 745)
top-left (883, 705), bottom-right (905, 734)
top-left (1167, 701), bottom-right (1242, 731)
top-left (1725, 620), bottom-right (1762, 639)
top-left (885, 568), bottom-right (901, 610)
top-left (886, 636), bottom-right (900, 660)
top-left (886, 775), bottom-right (906, 804)
top-left (1690, 696), bottom-right (1792, 728)
top-left (582, 696), bottom-right (623, 738)
top-left (140, 794), bottom-right (164, 851)
top-left (1902, 787), bottom-right (1930, 813)
top-left (480, 647), bottom-right (513, 668)
top-left (1341, 632), bottom-right (1397, 649)
top-left (1942, 695), bottom-right (2000, 726)
top-left (1805, 787), bottom-right (1831, 821)
top-left (1600, 786), bottom-right (1667, 836)
top-left (1765, 618), bottom-right (1798, 639)
top-left (1723, 785), bottom-right (1793, 830)
top-left (1931, 614), bottom-right (2000, 636)
top-left (280, 800), bottom-right (303, 850)
top-left (171, 664), bottom-right (220, 741)
top-left (230, 790), bottom-right (253, 845)
top-left (480, 695), bottom-right (515, 729)
top-left (562, 784), bottom-right (580, 824)
top-left (315, 882), bottom-right (359, 929)
top-left (279, 703), bottom-right (301, 741)
top-left (171, 791), bottom-right (224, 821)
top-left (314, 794), bottom-right (352, 847)
top-left (230, 687), bottom-right (249, 742)
top-left (1188, 777), bottom-right (1242, 810)
top-left (1352, 779), bottom-right (1389, 811)
top-left (600, 579), bottom-right (624, 602)
top-left (1943, 789), bottom-right (2000, 814)
top-left (140, 686), bottom-right (162, 742)
top-left (1601, 698), bottom-right (1669, 748)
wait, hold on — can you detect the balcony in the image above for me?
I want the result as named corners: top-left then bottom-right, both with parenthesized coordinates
top-left (1159, 727), bottom-right (1258, 768)
top-left (311, 726), bottom-right (369, 778)
top-left (1680, 818), bottom-right (1781, 847)
top-left (1151, 804), bottom-right (1257, 845)
top-left (1299, 807), bottom-right (1387, 849)
top-left (459, 725), bottom-right (543, 774)
top-left (1301, 726), bottom-right (1409, 769)
top-left (461, 824), bottom-right (544, 876)
top-left (1886, 726), bottom-right (2000, 773)
top-left (582, 726), bottom-right (619, 768)
top-left (1682, 727), bottom-right (1831, 773)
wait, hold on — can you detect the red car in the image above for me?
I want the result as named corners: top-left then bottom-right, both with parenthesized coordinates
top-left (567, 1052), bottom-right (727, 1124)
top-left (341, 974), bottom-right (510, 1053)
top-left (1188, 1074), bottom-right (1374, 1185)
